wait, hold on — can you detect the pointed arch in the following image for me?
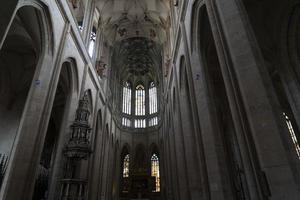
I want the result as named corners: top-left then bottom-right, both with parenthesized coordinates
top-left (122, 81), bottom-right (132, 115)
top-left (149, 81), bottom-right (158, 115)
top-left (0, 4), bottom-right (55, 197)
top-left (151, 153), bottom-right (160, 192)
top-left (135, 84), bottom-right (145, 116)
top-left (120, 144), bottom-right (130, 192)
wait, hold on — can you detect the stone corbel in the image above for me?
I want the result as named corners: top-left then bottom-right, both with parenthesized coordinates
top-left (96, 60), bottom-right (107, 78)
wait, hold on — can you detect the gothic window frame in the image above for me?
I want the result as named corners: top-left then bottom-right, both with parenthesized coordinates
top-left (123, 154), bottom-right (130, 178)
top-left (88, 27), bottom-right (97, 57)
top-left (149, 81), bottom-right (158, 115)
top-left (122, 81), bottom-right (132, 115)
top-left (135, 84), bottom-right (145, 116)
top-left (151, 153), bottom-right (160, 192)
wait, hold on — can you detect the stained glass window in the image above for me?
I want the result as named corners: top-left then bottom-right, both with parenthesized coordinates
top-left (134, 119), bottom-right (146, 128)
top-left (122, 117), bottom-right (131, 127)
top-left (283, 112), bottom-right (300, 159)
top-left (149, 117), bottom-right (158, 127)
top-left (135, 85), bottom-right (145, 116)
top-left (122, 82), bottom-right (132, 115)
top-left (123, 154), bottom-right (130, 177)
top-left (149, 82), bottom-right (158, 114)
top-left (151, 154), bottom-right (160, 192)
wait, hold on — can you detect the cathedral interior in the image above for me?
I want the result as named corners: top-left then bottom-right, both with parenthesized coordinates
top-left (0, 0), bottom-right (300, 199)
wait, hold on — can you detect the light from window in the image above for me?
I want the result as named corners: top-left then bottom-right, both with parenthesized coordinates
top-left (283, 112), bottom-right (300, 159)
top-left (122, 117), bottom-right (131, 127)
top-left (149, 117), bottom-right (158, 127)
top-left (149, 82), bottom-right (158, 114)
top-left (88, 31), bottom-right (96, 57)
top-left (135, 85), bottom-right (145, 116)
top-left (134, 119), bottom-right (146, 128)
top-left (122, 82), bottom-right (132, 115)
top-left (151, 154), bottom-right (160, 192)
top-left (123, 154), bottom-right (130, 177)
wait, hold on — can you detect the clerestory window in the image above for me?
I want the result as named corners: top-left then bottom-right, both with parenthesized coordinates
top-left (149, 82), bottom-right (158, 114)
top-left (88, 29), bottom-right (96, 57)
top-left (121, 81), bottom-right (159, 128)
top-left (122, 82), bottom-right (132, 115)
top-left (135, 84), bottom-right (145, 116)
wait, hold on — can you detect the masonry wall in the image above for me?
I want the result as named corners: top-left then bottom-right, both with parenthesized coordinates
top-left (0, 0), bottom-right (299, 200)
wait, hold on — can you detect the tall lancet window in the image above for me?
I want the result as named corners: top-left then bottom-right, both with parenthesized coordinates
top-left (135, 84), bottom-right (145, 116)
top-left (122, 82), bottom-right (132, 115)
top-left (149, 82), bottom-right (158, 115)
top-left (88, 28), bottom-right (97, 57)
top-left (123, 154), bottom-right (130, 177)
top-left (283, 113), bottom-right (300, 159)
top-left (151, 154), bottom-right (160, 192)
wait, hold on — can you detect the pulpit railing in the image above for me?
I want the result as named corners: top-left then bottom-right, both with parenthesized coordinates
top-left (60, 179), bottom-right (87, 200)
top-left (0, 153), bottom-right (8, 187)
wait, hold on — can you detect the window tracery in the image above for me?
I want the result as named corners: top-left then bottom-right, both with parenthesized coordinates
top-left (122, 82), bottom-right (132, 115)
top-left (122, 117), bottom-right (131, 127)
top-left (88, 30), bottom-right (97, 57)
top-left (134, 119), bottom-right (146, 128)
top-left (121, 81), bottom-right (159, 129)
top-left (135, 84), bottom-right (145, 116)
top-left (149, 82), bottom-right (158, 115)
top-left (149, 117), bottom-right (158, 127)
top-left (151, 154), bottom-right (160, 192)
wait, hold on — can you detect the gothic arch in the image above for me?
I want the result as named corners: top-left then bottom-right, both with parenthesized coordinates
top-left (63, 58), bottom-right (79, 95)
top-left (3, 1), bottom-right (54, 55)
top-left (0, 4), bottom-right (54, 163)
top-left (190, 0), bottom-right (205, 53)
top-left (33, 57), bottom-right (78, 199)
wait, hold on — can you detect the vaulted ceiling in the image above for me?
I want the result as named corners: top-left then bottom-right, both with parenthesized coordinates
top-left (112, 37), bottom-right (162, 81)
top-left (96, 0), bottom-right (170, 44)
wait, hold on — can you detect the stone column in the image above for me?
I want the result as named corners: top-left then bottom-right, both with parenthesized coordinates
top-left (206, 0), bottom-right (300, 199)
top-left (171, 66), bottom-right (190, 200)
